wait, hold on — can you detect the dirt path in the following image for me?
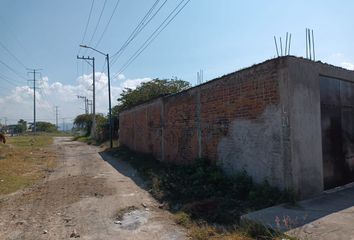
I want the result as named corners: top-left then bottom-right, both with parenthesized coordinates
top-left (0, 137), bottom-right (186, 240)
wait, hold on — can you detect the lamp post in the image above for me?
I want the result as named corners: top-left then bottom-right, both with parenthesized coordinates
top-left (79, 44), bottom-right (113, 148)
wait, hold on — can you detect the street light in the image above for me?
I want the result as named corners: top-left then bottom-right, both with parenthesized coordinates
top-left (79, 44), bottom-right (113, 148)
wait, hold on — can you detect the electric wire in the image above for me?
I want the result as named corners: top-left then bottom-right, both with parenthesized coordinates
top-left (0, 72), bottom-right (23, 86)
top-left (0, 16), bottom-right (33, 60)
top-left (84, 0), bottom-right (108, 55)
top-left (0, 74), bottom-right (19, 87)
top-left (110, 0), bottom-right (164, 64)
top-left (0, 40), bottom-right (27, 69)
top-left (0, 83), bottom-right (13, 92)
top-left (111, 0), bottom-right (161, 58)
top-left (110, 0), bottom-right (168, 66)
top-left (114, 0), bottom-right (191, 78)
top-left (94, 0), bottom-right (122, 48)
top-left (0, 59), bottom-right (27, 81)
top-left (78, 0), bottom-right (95, 55)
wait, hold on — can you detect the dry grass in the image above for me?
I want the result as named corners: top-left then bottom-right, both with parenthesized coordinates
top-left (0, 135), bottom-right (57, 195)
top-left (174, 212), bottom-right (253, 240)
top-left (114, 206), bottom-right (139, 220)
top-left (112, 147), bottom-right (296, 240)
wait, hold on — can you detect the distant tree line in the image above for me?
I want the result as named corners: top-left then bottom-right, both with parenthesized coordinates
top-left (1, 119), bottom-right (58, 134)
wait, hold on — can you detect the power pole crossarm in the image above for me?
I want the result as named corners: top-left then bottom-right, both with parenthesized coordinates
top-left (77, 95), bottom-right (88, 114)
top-left (77, 55), bottom-right (96, 139)
top-left (27, 68), bottom-right (42, 134)
top-left (78, 45), bottom-right (113, 148)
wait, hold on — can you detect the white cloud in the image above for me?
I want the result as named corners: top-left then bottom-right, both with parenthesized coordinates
top-left (341, 62), bottom-right (354, 71)
top-left (0, 73), bottom-right (151, 125)
top-left (120, 77), bottom-right (151, 89)
top-left (116, 74), bottom-right (125, 80)
top-left (325, 53), bottom-right (354, 71)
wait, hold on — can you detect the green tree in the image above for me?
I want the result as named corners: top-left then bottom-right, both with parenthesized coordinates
top-left (112, 78), bottom-right (190, 133)
top-left (116, 78), bottom-right (190, 112)
top-left (74, 114), bottom-right (93, 136)
top-left (35, 121), bottom-right (57, 132)
top-left (74, 114), bottom-right (107, 140)
top-left (15, 119), bottom-right (27, 133)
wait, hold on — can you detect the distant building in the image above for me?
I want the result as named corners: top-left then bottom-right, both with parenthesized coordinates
top-left (1, 125), bottom-right (19, 135)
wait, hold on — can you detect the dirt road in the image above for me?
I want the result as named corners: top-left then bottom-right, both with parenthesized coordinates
top-left (0, 137), bottom-right (186, 240)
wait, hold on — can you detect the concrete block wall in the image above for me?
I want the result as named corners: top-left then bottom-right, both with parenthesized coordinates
top-left (285, 57), bottom-right (354, 198)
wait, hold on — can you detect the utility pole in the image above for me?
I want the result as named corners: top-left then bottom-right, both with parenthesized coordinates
top-left (55, 106), bottom-right (59, 130)
top-left (87, 100), bottom-right (93, 114)
top-left (77, 56), bottom-right (96, 139)
top-left (61, 118), bottom-right (65, 132)
top-left (27, 68), bottom-right (42, 134)
top-left (77, 95), bottom-right (88, 114)
top-left (106, 53), bottom-right (113, 148)
top-left (79, 44), bottom-right (113, 148)
top-left (85, 98), bottom-right (89, 114)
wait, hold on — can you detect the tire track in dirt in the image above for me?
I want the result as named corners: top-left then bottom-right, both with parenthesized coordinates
top-left (0, 137), bottom-right (186, 240)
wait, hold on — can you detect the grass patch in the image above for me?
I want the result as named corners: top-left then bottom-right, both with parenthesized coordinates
top-left (108, 146), bottom-right (296, 239)
top-left (73, 135), bottom-right (118, 148)
top-left (0, 135), bottom-right (57, 195)
top-left (73, 136), bottom-right (92, 144)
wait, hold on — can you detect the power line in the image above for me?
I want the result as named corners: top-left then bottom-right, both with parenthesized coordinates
top-left (39, 83), bottom-right (53, 110)
top-left (0, 40), bottom-right (27, 68)
top-left (110, 0), bottom-right (166, 64)
top-left (0, 16), bottom-right (33, 60)
top-left (78, 0), bottom-right (95, 55)
top-left (94, 0), bottom-right (122, 48)
top-left (0, 82), bottom-right (13, 92)
top-left (0, 59), bottom-right (27, 80)
top-left (84, 0), bottom-right (108, 54)
top-left (0, 72), bottom-right (22, 87)
top-left (0, 72), bottom-right (23, 85)
top-left (114, 0), bottom-right (191, 77)
top-left (111, 0), bottom-right (161, 58)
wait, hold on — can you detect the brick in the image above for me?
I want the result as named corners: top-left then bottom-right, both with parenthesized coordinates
top-left (119, 58), bottom-right (281, 164)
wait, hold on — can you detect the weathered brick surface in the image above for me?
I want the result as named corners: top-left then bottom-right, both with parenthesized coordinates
top-left (119, 99), bottom-right (163, 159)
top-left (119, 57), bottom-right (354, 199)
top-left (163, 89), bottom-right (199, 163)
top-left (199, 60), bottom-right (280, 161)
top-left (119, 58), bottom-right (283, 164)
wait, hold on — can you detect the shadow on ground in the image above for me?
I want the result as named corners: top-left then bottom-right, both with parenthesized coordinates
top-left (99, 151), bottom-right (147, 189)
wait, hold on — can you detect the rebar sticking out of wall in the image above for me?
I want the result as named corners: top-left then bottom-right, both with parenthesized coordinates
top-left (197, 69), bottom-right (204, 85)
top-left (274, 32), bottom-right (292, 57)
top-left (306, 28), bottom-right (316, 61)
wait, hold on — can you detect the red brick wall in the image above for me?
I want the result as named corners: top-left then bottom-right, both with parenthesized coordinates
top-left (199, 60), bottom-right (280, 161)
top-left (119, 58), bottom-right (283, 164)
top-left (163, 89), bottom-right (199, 163)
top-left (119, 99), bottom-right (163, 159)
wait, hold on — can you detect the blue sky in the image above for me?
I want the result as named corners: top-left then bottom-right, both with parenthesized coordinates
top-left (0, 0), bottom-right (353, 124)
